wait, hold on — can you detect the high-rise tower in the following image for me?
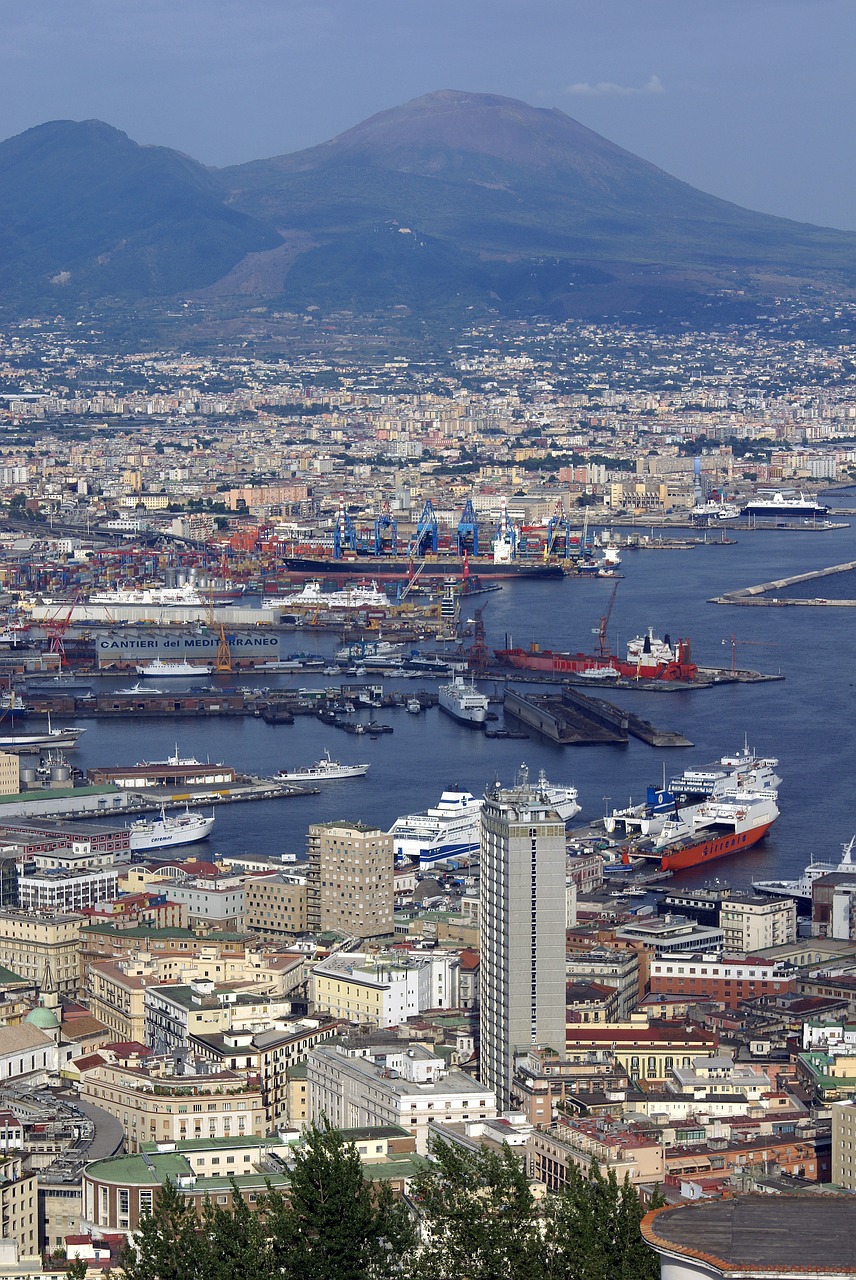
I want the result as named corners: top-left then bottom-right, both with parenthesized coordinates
top-left (479, 767), bottom-right (567, 1109)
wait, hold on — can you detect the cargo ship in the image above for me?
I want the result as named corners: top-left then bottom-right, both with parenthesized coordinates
top-left (495, 628), bottom-right (697, 682)
top-left (280, 551), bottom-right (564, 581)
top-left (625, 789), bottom-right (779, 872)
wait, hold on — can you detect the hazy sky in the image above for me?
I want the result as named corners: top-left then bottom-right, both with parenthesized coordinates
top-left (2, 0), bottom-right (854, 229)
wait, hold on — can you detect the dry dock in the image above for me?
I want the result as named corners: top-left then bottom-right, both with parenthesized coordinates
top-left (502, 687), bottom-right (692, 748)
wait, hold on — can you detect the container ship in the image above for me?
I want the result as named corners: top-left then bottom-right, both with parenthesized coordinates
top-left (495, 628), bottom-right (697, 682)
top-left (280, 552), bottom-right (564, 581)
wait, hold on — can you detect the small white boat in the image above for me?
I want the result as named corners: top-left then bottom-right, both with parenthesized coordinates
top-left (275, 750), bottom-right (370, 783)
top-left (117, 683), bottom-right (166, 695)
top-left (406, 698), bottom-right (422, 714)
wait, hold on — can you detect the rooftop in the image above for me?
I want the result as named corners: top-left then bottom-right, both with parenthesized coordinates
top-left (643, 1196), bottom-right (856, 1275)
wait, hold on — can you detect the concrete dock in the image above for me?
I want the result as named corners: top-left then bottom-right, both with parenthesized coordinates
top-left (711, 558), bottom-right (856, 606)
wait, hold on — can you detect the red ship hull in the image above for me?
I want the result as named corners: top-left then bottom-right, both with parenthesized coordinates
top-left (654, 820), bottom-right (774, 872)
top-left (494, 646), bottom-right (697, 682)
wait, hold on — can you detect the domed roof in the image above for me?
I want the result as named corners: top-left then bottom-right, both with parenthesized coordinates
top-left (24, 1006), bottom-right (59, 1030)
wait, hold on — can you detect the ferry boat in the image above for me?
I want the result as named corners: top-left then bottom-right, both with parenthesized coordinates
top-left (605, 741), bottom-right (781, 841)
top-left (753, 836), bottom-right (856, 902)
top-left (691, 500), bottom-right (740, 520)
top-left (275, 751), bottom-right (370, 783)
top-left (90, 583), bottom-right (206, 607)
top-left (740, 490), bottom-right (829, 520)
top-left (0, 721), bottom-right (86, 750)
top-left (263, 580), bottom-right (392, 612)
top-left (135, 658), bottom-right (214, 678)
top-left (127, 807), bottom-right (215, 852)
top-left (438, 676), bottom-right (489, 726)
top-left (628, 789), bottom-right (779, 873)
top-left (389, 769), bottom-right (581, 867)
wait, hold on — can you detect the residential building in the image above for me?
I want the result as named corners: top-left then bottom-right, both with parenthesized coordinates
top-left (189, 1016), bottom-right (344, 1126)
top-left (306, 821), bottom-right (393, 939)
top-left (812, 873), bottom-right (856, 940)
top-left (244, 871), bottom-right (308, 939)
top-left (831, 1097), bottom-right (856, 1190)
top-left (719, 892), bottom-right (797, 951)
top-left (565, 946), bottom-right (641, 1019)
top-left (144, 979), bottom-right (294, 1054)
top-left (160, 876), bottom-right (245, 930)
top-left (0, 1156), bottom-right (38, 1259)
top-left (0, 911), bottom-right (83, 996)
top-left (310, 950), bottom-right (459, 1026)
top-left (528, 1116), bottom-right (665, 1190)
top-left (306, 1040), bottom-right (496, 1154)
top-left (479, 772), bottom-right (567, 1109)
top-left (75, 1052), bottom-right (267, 1152)
top-left (649, 955), bottom-right (797, 1009)
top-left (18, 867), bottom-right (119, 914)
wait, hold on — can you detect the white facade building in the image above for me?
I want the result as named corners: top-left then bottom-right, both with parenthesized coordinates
top-left (479, 771), bottom-right (568, 1110)
top-left (305, 1041), bottom-right (496, 1154)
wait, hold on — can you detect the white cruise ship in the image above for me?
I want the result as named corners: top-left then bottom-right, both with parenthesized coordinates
top-left (389, 770), bottom-right (581, 868)
top-left (753, 837), bottom-right (856, 902)
top-left (438, 676), bottom-right (489, 726)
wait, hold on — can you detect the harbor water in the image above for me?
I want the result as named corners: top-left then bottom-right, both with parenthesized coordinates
top-left (26, 498), bottom-right (856, 893)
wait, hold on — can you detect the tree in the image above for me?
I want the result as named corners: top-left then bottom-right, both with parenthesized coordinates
top-left (543, 1161), bottom-right (660, 1280)
top-left (65, 1258), bottom-right (88, 1280)
top-left (120, 1177), bottom-right (202, 1280)
top-left (409, 1139), bottom-right (546, 1280)
top-left (263, 1122), bottom-right (415, 1280)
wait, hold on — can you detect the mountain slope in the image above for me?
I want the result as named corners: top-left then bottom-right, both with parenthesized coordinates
top-left (218, 90), bottom-right (856, 285)
top-left (0, 120), bottom-right (281, 305)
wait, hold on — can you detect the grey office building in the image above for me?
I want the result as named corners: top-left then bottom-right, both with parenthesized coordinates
top-left (479, 769), bottom-right (568, 1109)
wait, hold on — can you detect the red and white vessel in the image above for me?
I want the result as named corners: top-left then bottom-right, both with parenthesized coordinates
top-left (634, 790), bottom-right (779, 872)
top-left (494, 627), bottom-right (697, 682)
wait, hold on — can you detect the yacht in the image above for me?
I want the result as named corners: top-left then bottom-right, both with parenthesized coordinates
top-left (275, 751), bottom-right (370, 783)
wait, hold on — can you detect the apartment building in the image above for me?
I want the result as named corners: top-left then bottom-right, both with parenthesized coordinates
top-left (306, 1041), bottom-right (496, 1154)
top-left (244, 871), bottom-right (308, 939)
top-left (310, 950), bottom-right (458, 1026)
top-left (649, 955), bottom-right (797, 1009)
top-left (76, 1055), bottom-right (266, 1152)
top-left (719, 893), bottom-right (797, 951)
top-left (306, 821), bottom-right (393, 939)
top-left (0, 910), bottom-right (84, 995)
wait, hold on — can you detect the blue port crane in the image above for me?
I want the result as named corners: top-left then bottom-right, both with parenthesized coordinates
top-left (409, 498), bottom-right (439, 557)
top-left (372, 501), bottom-right (398, 556)
top-left (455, 498), bottom-right (479, 558)
top-left (546, 501), bottom-right (571, 559)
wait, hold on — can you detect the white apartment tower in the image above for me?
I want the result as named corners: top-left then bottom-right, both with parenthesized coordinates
top-left (479, 768), bottom-right (568, 1109)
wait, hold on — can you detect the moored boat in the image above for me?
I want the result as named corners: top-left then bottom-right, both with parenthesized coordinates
top-left (128, 807), bottom-right (215, 852)
top-left (135, 658), bottom-right (214, 677)
top-left (275, 750), bottom-right (370, 783)
top-left (438, 676), bottom-right (489, 726)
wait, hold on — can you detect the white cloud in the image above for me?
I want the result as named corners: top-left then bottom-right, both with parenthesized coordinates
top-left (565, 74), bottom-right (665, 97)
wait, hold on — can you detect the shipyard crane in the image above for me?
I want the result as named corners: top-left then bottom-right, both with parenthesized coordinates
top-left (722, 634), bottom-right (779, 675)
top-left (409, 499), bottom-right (439, 557)
top-left (455, 498), bottom-right (479, 558)
top-left (593, 579), bottom-right (620, 660)
top-left (468, 603), bottom-right (491, 671)
top-left (42, 596), bottom-right (79, 667)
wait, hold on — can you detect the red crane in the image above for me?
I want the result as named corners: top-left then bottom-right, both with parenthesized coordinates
top-left (42, 597), bottom-right (78, 667)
